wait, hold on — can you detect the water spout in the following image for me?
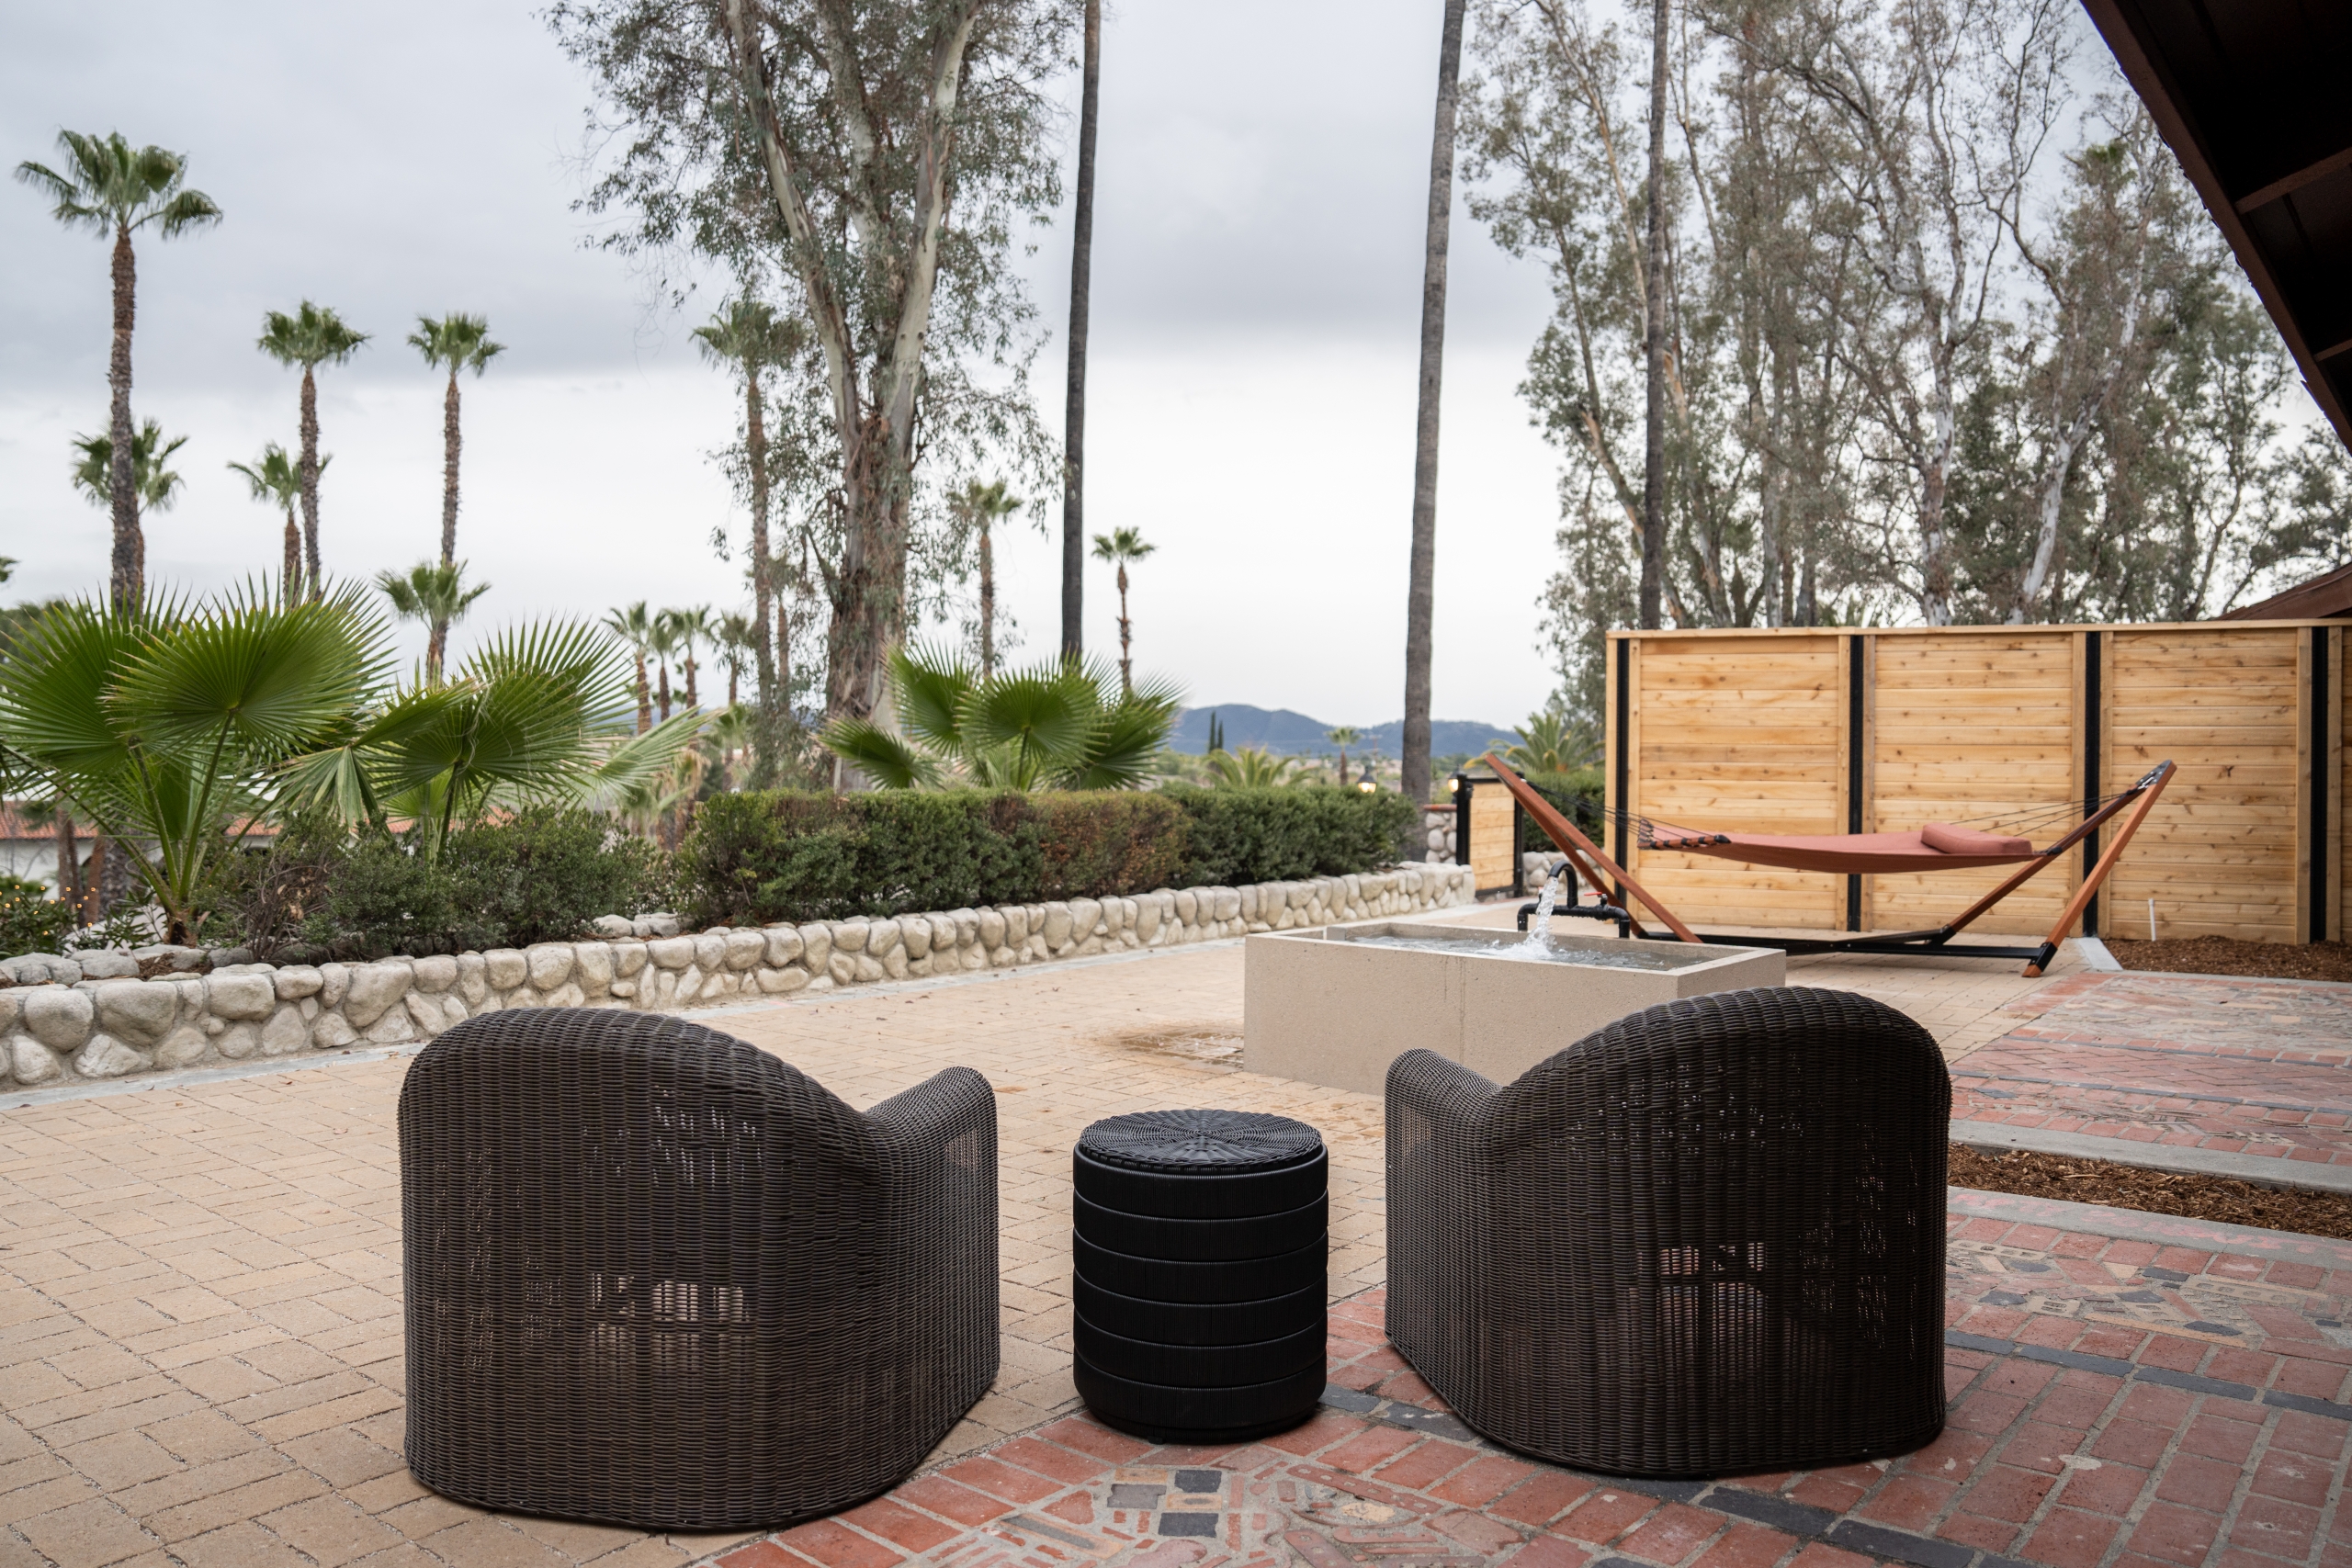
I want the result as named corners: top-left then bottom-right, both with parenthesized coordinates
top-left (1520, 862), bottom-right (1569, 951)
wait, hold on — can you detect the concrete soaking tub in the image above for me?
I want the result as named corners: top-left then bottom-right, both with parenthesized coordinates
top-left (1242, 921), bottom-right (1785, 1095)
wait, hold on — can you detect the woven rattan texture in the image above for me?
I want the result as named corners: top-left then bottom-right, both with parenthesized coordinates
top-left (1078, 1109), bottom-right (1324, 1173)
top-left (1386, 986), bottom-right (1949, 1480)
top-left (398, 1009), bottom-right (999, 1531)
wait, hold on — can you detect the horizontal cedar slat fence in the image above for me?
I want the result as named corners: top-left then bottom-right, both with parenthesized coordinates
top-left (1603, 622), bottom-right (2346, 945)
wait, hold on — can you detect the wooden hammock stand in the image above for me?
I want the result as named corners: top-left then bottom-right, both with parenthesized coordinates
top-left (1481, 753), bottom-right (2177, 977)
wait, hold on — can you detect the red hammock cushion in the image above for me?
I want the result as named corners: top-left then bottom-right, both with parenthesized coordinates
top-left (1921, 822), bottom-right (2033, 857)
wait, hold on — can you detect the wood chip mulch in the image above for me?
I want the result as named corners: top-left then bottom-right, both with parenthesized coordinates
top-left (1951, 1145), bottom-right (2352, 1242)
top-left (2105, 935), bottom-right (2352, 983)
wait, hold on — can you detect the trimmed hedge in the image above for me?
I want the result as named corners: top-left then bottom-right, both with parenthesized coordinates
top-left (677, 785), bottom-right (1420, 928)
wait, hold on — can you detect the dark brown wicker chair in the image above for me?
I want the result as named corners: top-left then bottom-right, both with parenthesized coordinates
top-left (399, 1009), bottom-right (998, 1530)
top-left (1386, 986), bottom-right (1948, 1479)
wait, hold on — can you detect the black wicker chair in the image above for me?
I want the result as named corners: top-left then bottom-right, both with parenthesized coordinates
top-left (1386, 987), bottom-right (1948, 1479)
top-left (399, 1009), bottom-right (999, 1530)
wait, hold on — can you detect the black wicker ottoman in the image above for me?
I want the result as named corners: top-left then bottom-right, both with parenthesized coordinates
top-left (1072, 1110), bottom-right (1328, 1443)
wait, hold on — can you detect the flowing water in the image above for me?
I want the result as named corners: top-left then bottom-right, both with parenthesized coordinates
top-left (1520, 873), bottom-right (1565, 950)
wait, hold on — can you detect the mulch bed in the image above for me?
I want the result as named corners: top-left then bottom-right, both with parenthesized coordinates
top-left (2105, 935), bottom-right (2352, 983)
top-left (1951, 1145), bottom-right (2352, 1242)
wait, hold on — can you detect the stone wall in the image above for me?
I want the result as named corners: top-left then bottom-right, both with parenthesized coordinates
top-left (0, 866), bottom-right (1476, 1089)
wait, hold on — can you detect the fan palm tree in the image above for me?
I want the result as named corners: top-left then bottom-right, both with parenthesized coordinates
top-left (693, 299), bottom-right (803, 722)
top-left (716, 611), bottom-right (761, 707)
top-left (15, 131), bottom-right (221, 613)
top-left (1205, 746), bottom-right (1304, 788)
top-left (602, 602), bottom-right (656, 733)
top-left (407, 313), bottom-right (504, 647)
top-left (227, 443), bottom-right (322, 603)
top-left (645, 612), bottom-right (682, 723)
top-left (954, 479), bottom-right (1023, 678)
top-left (376, 561), bottom-right (491, 682)
top-left (0, 584), bottom-right (382, 942)
top-left (70, 420), bottom-right (188, 581)
top-left (660, 605), bottom-right (712, 712)
top-left (256, 301), bottom-right (368, 598)
top-left (1090, 526), bottom-right (1157, 697)
top-left (821, 644), bottom-right (1181, 792)
top-left (1326, 725), bottom-right (1362, 786)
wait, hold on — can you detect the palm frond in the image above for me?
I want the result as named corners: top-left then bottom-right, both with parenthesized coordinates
top-left (818, 718), bottom-right (940, 789)
top-left (888, 641), bottom-right (974, 751)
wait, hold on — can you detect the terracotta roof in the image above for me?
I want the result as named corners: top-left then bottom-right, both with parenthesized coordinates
top-left (2221, 561), bottom-right (2352, 620)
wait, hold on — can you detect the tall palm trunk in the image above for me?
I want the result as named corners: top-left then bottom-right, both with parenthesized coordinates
top-left (1060, 0), bottom-right (1102, 660)
top-left (1402, 0), bottom-right (1467, 811)
top-left (107, 224), bottom-right (141, 614)
top-left (298, 366), bottom-right (322, 599)
top-left (1638, 0), bottom-right (1669, 630)
top-left (658, 663), bottom-right (672, 723)
top-left (684, 654), bottom-right (698, 711)
top-left (281, 504), bottom-right (301, 603)
top-left (634, 654), bottom-right (651, 735)
top-left (53, 811), bottom-right (84, 927)
top-left (1114, 563), bottom-right (1133, 696)
top-left (432, 366), bottom-right (462, 671)
top-left (979, 520), bottom-right (997, 678)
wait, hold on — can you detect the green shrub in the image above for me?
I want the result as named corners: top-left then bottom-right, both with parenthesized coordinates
top-left (675, 785), bottom-right (1410, 928)
top-left (0, 877), bottom-right (76, 959)
top-left (1515, 767), bottom-right (1605, 852)
top-left (208, 807), bottom-right (670, 960)
top-left (1164, 785), bottom-right (1419, 886)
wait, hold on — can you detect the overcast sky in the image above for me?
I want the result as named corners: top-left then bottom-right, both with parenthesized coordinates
top-left (4, 0), bottom-right (1600, 728)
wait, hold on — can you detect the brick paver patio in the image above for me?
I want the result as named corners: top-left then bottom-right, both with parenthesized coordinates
top-left (0, 921), bottom-right (2343, 1568)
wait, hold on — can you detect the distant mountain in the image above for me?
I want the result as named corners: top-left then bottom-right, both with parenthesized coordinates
top-left (1170, 705), bottom-right (1520, 759)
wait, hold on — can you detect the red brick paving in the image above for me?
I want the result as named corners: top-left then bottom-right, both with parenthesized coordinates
top-left (711, 1201), bottom-right (2352, 1568)
top-left (1952, 974), bottom-right (2352, 1167)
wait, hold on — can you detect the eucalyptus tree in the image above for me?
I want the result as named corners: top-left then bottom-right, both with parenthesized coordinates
top-left (407, 314), bottom-right (505, 622)
top-left (257, 302), bottom-right (369, 598)
top-left (693, 297), bottom-right (805, 722)
top-left (549, 0), bottom-right (1073, 728)
top-left (1089, 525), bottom-right (1154, 697)
top-left (14, 132), bottom-right (221, 613)
top-left (227, 444), bottom-right (317, 602)
top-left (376, 561), bottom-right (492, 681)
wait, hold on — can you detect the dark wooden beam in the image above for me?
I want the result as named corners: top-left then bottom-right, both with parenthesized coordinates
top-left (2235, 143), bottom-right (2352, 213)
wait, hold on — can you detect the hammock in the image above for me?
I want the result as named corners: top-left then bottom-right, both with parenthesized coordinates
top-left (1480, 756), bottom-right (2177, 977)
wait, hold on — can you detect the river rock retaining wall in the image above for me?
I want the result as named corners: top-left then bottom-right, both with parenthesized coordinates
top-left (0, 866), bottom-right (1476, 1089)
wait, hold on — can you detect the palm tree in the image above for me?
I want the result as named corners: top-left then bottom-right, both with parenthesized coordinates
top-left (71, 421), bottom-right (188, 589)
top-left (227, 444), bottom-right (323, 603)
top-left (954, 479), bottom-right (1023, 677)
top-left (376, 561), bottom-right (492, 682)
top-left (1503, 704), bottom-right (1601, 774)
top-left (716, 611), bottom-right (760, 707)
top-left (1090, 526), bottom-right (1157, 697)
top-left (1402, 0), bottom-right (1467, 810)
top-left (662, 605), bottom-right (713, 711)
top-left (1326, 725), bottom-right (1361, 786)
top-left (406, 315), bottom-right (504, 660)
top-left (821, 644), bottom-right (1181, 792)
top-left (256, 301), bottom-right (368, 597)
top-left (646, 613), bottom-right (682, 723)
top-left (1061, 0), bottom-right (1103, 660)
top-left (15, 131), bottom-right (221, 614)
top-left (693, 299), bottom-right (803, 724)
top-left (602, 602), bottom-right (656, 733)
top-left (1205, 746), bottom-right (1303, 788)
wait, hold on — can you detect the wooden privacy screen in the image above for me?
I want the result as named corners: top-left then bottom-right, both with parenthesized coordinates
top-left (1605, 623), bottom-right (2346, 944)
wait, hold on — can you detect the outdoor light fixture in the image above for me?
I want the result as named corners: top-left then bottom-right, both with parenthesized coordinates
top-left (1446, 770), bottom-right (1466, 795)
top-left (1358, 776), bottom-right (1378, 794)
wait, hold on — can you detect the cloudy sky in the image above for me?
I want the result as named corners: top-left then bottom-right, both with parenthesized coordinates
top-left (3, 0), bottom-right (1586, 729)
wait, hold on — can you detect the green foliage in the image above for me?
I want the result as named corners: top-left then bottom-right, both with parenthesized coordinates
top-left (674, 784), bottom-right (1400, 928)
top-left (207, 807), bottom-right (670, 961)
top-left (72, 421), bottom-right (187, 516)
top-left (822, 645), bottom-right (1180, 792)
top-left (0, 881), bottom-right (75, 960)
top-left (14, 130), bottom-right (221, 242)
top-left (1162, 785), bottom-right (1419, 888)
top-left (1514, 767), bottom-right (1606, 852)
top-left (1500, 705), bottom-right (1600, 774)
top-left (1204, 746), bottom-right (1302, 787)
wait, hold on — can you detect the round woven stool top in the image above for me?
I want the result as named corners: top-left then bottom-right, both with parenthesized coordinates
top-left (1078, 1110), bottom-right (1322, 1175)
